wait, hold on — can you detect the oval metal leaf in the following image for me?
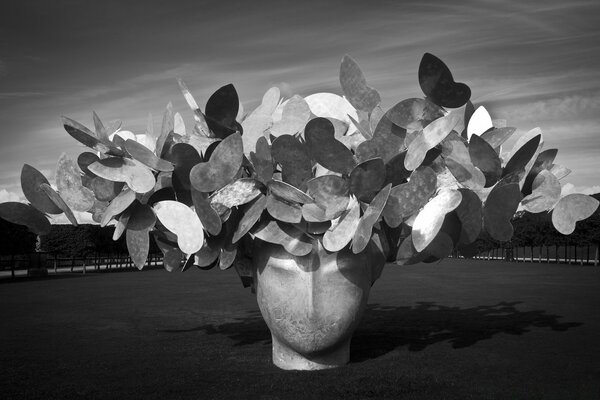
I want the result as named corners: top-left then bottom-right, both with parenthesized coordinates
top-left (191, 188), bottom-right (222, 236)
top-left (339, 55), bottom-right (381, 113)
top-left (101, 188), bottom-right (136, 227)
top-left (405, 114), bottom-right (460, 171)
top-left (270, 95), bottom-right (311, 137)
top-left (382, 167), bottom-right (437, 228)
top-left (385, 98), bottom-right (445, 133)
top-left (190, 132), bottom-right (243, 193)
top-left (483, 180), bottom-right (522, 241)
top-left (210, 178), bottom-right (262, 210)
top-left (56, 153), bottom-right (95, 212)
top-left (90, 176), bottom-right (125, 202)
top-left (252, 220), bottom-right (312, 257)
top-left (241, 87), bottom-right (279, 153)
top-left (266, 193), bottom-right (302, 224)
top-left (304, 117), bottom-right (356, 174)
top-left (62, 116), bottom-right (124, 156)
top-left (77, 152), bottom-right (100, 177)
top-left (39, 183), bottom-right (78, 226)
top-left (412, 189), bottom-right (462, 252)
top-left (124, 139), bottom-right (174, 172)
top-left (195, 237), bottom-right (222, 268)
top-left (271, 134), bottom-right (312, 188)
top-left (126, 228), bottom-right (150, 270)
top-left (20, 164), bottom-right (62, 214)
top-left (154, 200), bottom-right (204, 254)
top-left (355, 117), bottom-right (406, 163)
top-left (349, 158), bottom-right (386, 202)
top-left (301, 203), bottom-right (331, 223)
top-left (454, 188), bottom-right (482, 245)
top-left (113, 210), bottom-right (130, 240)
top-left (306, 175), bottom-right (350, 219)
top-left (551, 194), bottom-right (599, 235)
top-left (352, 184), bottom-right (392, 254)
top-left (88, 157), bottom-right (156, 194)
top-left (469, 134), bottom-right (501, 187)
top-left (418, 52), bottom-right (471, 108)
top-left (521, 170), bottom-right (561, 213)
top-left (0, 202), bottom-right (51, 236)
top-left (268, 180), bottom-right (313, 204)
top-left (480, 127), bottom-right (516, 150)
top-left (304, 92), bottom-right (358, 130)
top-left (154, 233), bottom-right (183, 272)
top-left (127, 201), bottom-right (156, 231)
top-left (250, 136), bottom-right (274, 185)
top-left (232, 194), bottom-right (267, 244)
top-left (323, 198), bottom-right (360, 252)
top-left (502, 134), bottom-right (541, 178)
top-left (205, 83), bottom-right (239, 138)
top-left (466, 106), bottom-right (493, 139)
top-left (219, 243), bottom-right (238, 270)
top-left (522, 148), bottom-right (558, 195)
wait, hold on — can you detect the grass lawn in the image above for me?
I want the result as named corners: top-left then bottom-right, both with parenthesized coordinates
top-left (1, 259), bottom-right (599, 399)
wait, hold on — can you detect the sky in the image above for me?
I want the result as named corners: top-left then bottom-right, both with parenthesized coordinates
top-left (1, 0), bottom-right (600, 211)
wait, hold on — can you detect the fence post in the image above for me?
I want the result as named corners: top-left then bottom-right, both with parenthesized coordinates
top-left (11, 254), bottom-right (15, 278)
top-left (82, 256), bottom-right (86, 274)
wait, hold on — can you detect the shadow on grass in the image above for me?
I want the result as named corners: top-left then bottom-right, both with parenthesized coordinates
top-left (162, 301), bottom-right (582, 362)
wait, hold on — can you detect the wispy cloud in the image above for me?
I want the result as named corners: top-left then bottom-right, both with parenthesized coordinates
top-left (0, 189), bottom-right (21, 203)
top-left (0, 92), bottom-right (47, 99)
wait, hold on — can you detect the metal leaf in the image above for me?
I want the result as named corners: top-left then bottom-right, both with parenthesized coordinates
top-left (205, 84), bottom-right (239, 138)
top-left (250, 136), bottom-right (274, 185)
top-left (266, 193), bottom-right (302, 223)
top-left (551, 194), bottom-right (599, 235)
top-left (418, 52), bottom-right (471, 108)
top-left (55, 153), bottom-right (95, 212)
top-left (127, 201), bottom-right (156, 231)
top-left (20, 164), bottom-right (62, 214)
top-left (0, 202), bottom-right (51, 236)
top-left (304, 117), bottom-right (356, 174)
top-left (454, 188), bottom-right (482, 245)
top-left (405, 114), bottom-right (460, 171)
top-left (349, 158), bottom-right (386, 202)
top-left (469, 134), bottom-right (501, 187)
top-left (502, 134), bottom-right (541, 178)
top-left (39, 183), bottom-right (78, 226)
top-left (113, 210), bottom-right (130, 240)
top-left (210, 178), bottom-right (263, 211)
top-left (271, 134), bottom-right (312, 188)
top-left (412, 189), bottom-right (462, 252)
top-left (382, 167), bottom-right (437, 228)
top-left (522, 149), bottom-right (558, 195)
top-left (480, 127), bottom-right (516, 149)
top-left (339, 55), bottom-right (381, 113)
top-left (323, 198), bottom-right (360, 252)
top-left (153, 200), bottom-right (204, 254)
top-left (304, 93), bottom-right (358, 133)
top-left (385, 98), bottom-right (445, 133)
top-left (355, 116), bottom-right (407, 163)
top-left (101, 188), bottom-right (136, 227)
top-left (154, 233), bottom-right (183, 272)
top-left (62, 116), bottom-right (124, 156)
top-left (352, 183), bottom-right (392, 254)
top-left (189, 133), bottom-right (243, 193)
top-left (126, 228), bottom-right (150, 270)
top-left (191, 188), bottom-right (222, 236)
top-left (521, 170), bottom-right (561, 213)
top-left (483, 179), bottom-right (522, 241)
top-left (268, 179), bottom-right (313, 204)
top-left (251, 220), bottom-right (312, 257)
top-left (466, 106), bottom-right (493, 139)
top-left (306, 175), bottom-right (350, 220)
top-left (124, 139), bottom-right (174, 172)
top-left (88, 157), bottom-right (156, 194)
top-left (232, 194), bottom-right (267, 243)
top-left (241, 87), bottom-right (280, 153)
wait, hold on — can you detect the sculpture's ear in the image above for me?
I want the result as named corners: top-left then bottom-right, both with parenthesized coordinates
top-left (368, 223), bottom-right (389, 285)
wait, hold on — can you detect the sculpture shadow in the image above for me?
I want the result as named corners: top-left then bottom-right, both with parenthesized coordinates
top-left (163, 301), bottom-right (582, 363)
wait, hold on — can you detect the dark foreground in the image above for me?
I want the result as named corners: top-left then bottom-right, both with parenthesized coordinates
top-left (1, 259), bottom-right (599, 400)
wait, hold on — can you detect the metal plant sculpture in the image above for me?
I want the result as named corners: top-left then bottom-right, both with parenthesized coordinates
top-left (0, 53), bottom-right (597, 285)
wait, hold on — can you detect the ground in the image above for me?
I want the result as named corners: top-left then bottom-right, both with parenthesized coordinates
top-left (1, 259), bottom-right (599, 399)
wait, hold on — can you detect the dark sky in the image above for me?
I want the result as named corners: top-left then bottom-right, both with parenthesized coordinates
top-left (1, 0), bottom-right (600, 210)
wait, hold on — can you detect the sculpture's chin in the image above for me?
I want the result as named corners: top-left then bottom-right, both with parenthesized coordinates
top-left (253, 240), bottom-right (382, 370)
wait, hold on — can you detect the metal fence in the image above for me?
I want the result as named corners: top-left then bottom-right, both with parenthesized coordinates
top-left (465, 244), bottom-right (600, 266)
top-left (0, 253), bottom-right (164, 279)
